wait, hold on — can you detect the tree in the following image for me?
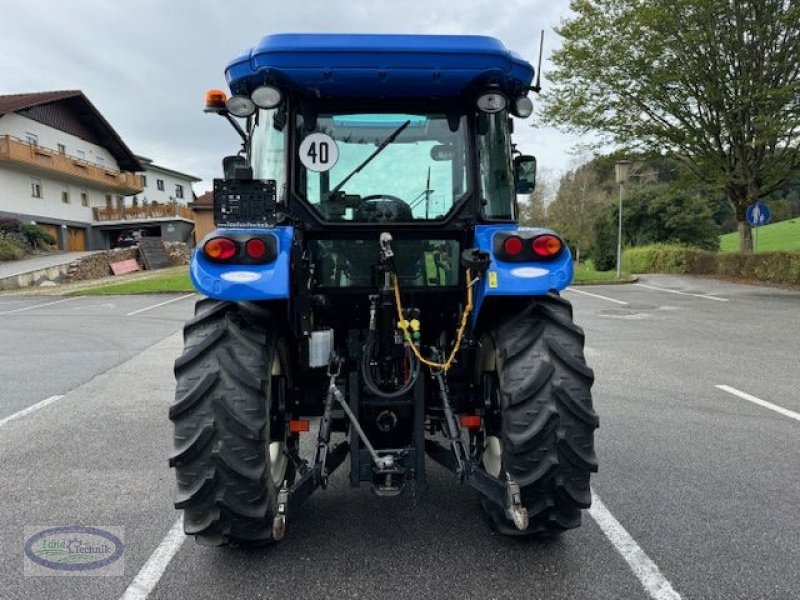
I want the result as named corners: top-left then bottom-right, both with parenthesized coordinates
top-left (518, 167), bottom-right (553, 227)
top-left (543, 0), bottom-right (800, 252)
top-left (547, 163), bottom-right (611, 262)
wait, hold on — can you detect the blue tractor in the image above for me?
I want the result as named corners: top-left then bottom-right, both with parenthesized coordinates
top-left (171, 33), bottom-right (598, 546)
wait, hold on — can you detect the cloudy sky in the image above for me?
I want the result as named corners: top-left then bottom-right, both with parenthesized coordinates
top-left (2, 0), bottom-right (584, 195)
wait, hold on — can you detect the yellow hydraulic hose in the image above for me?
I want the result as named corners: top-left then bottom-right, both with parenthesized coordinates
top-left (393, 269), bottom-right (474, 372)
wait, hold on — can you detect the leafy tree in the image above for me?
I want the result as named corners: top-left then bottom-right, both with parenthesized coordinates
top-left (518, 167), bottom-right (553, 227)
top-left (543, 0), bottom-right (800, 252)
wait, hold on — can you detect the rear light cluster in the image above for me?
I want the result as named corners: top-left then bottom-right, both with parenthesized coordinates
top-left (495, 232), bottom-right (564, 261)
top-left (202, 234), bottom-right (277, 264)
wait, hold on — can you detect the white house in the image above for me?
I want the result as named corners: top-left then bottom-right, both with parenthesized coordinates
top-left (0, 91), bottom-right (197, 250)
top-left (132, 156), bottom-right (201, 207)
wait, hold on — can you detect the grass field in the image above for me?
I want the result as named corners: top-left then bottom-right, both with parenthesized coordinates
top-left (72, 270), bottom-right (194, 295)
top-left (720, 218), bottom-right (800, 253)
top-left (572, 260), bottom-right (633, 284)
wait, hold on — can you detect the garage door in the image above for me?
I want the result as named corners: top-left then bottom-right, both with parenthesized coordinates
top-left (40, 224), bottom-right (60, 249)
top-left (67, 227), bottom-right (86, 251)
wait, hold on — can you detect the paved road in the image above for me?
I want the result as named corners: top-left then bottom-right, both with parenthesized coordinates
top-left (0, 276), bottom-right (798, 599)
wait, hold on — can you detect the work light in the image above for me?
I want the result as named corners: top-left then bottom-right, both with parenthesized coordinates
top-left (251, 85), bottom-right (282, 109)
top-left (225, 95), bottom-right (256, 117)
top-left (476, 92), bottom-right (507, 113)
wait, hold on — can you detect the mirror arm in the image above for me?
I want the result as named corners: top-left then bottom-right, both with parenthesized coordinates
top-left (222, 113), bottom-right (248, 143)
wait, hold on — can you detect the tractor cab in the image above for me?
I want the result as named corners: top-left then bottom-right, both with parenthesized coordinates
top-left (171, 34), bottom-right (596, 548)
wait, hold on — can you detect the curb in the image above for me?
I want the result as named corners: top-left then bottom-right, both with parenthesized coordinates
top-left (572, 276), bottom-right (639, 287)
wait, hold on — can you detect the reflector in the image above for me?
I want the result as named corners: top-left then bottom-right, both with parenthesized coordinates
top-left (532, 235), bottom-right (562, 257)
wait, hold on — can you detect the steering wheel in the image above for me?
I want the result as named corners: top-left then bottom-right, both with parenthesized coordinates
top-left (356, 194), bottom-right (413, 222)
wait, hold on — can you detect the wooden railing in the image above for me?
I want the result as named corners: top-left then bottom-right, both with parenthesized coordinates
top-left (92, 203), bottom-right (194, 222)
top-left (0, 135), bottom-right (144, 195)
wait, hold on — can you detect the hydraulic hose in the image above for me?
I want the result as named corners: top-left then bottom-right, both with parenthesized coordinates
top-left (361, 330), bottom-right (420, 399)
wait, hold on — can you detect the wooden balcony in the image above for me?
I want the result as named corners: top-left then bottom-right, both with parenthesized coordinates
top-left (0, 135), bottom-right (144, 195)
top-left (93, 202), bottom-right (194, 223)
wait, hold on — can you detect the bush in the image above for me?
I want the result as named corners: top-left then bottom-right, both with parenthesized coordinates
top-left (20, 224), bottom-right (56, 247)
top-left (624, 244), bottom-right (800, 285)
top-left (0, 217), bottom-right (23, 237)
top-left (0, 238), bottom-right (25, 261)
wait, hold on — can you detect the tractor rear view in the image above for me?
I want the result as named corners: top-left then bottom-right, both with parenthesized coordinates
top-left (170, 33), bottom-right (598, 546)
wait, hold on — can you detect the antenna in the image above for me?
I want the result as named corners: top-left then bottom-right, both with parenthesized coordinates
top-left (530, 30), bottom-right (545, 93)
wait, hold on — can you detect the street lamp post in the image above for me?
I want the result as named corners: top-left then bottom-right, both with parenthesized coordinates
top-left (614, 160), bottom-right (631, 279)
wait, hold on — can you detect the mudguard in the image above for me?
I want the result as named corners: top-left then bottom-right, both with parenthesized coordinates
top-left (472, 224), bottom-right (573, 323)
top-left (190, 227), bottom-right (294, 301)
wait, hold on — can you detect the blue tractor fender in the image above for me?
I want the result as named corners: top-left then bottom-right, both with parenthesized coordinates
top-left (190, 226), bottom-right (294, 301)
top-left (471, 224), bottom-right (574, 325)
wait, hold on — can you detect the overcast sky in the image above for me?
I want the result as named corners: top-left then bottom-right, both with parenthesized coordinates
top-left (2, 0), bottom-right (585, 195)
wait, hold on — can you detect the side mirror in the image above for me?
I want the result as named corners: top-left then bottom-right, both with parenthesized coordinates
top-left (222, 155), bottom-right (248, 179)
top-left (514, 155), bottom-right (537, 194)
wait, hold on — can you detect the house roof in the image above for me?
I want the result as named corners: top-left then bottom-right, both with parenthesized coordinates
top-left (135, 155), bottom-right (202, 183)
top-left (190, 190), bottom-right (213, 210)
top-left (0, 90), bottom-right (143, 171)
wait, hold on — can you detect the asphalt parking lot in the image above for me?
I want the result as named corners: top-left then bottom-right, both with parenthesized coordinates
top-left (1, 275), bottom-right (798, 599)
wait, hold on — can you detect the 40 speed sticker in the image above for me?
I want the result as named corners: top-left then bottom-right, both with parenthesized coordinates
top-left (299, 132), bottom-right (339, 172)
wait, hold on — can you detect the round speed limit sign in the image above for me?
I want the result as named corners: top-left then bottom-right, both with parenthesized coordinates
top-left (299, 133), bottom-right (339, 172)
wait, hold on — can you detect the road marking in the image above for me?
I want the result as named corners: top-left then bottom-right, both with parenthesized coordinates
top-left (126, 293), bottom-right (195, 316)
top-left (589, 489), bottom-right (682, 600)
top-left (0, 395), bottom-right (64, 428)
top-left (0, 297), bottom-right (75, 315)
top-left (120, 517), bottom-right (185, 600)
top-left (566, 287), bottom-right (629, 305)
top-left (716, 385), bottom-right (800, 422)
top-left (634, 283), bottom-right (728, 302)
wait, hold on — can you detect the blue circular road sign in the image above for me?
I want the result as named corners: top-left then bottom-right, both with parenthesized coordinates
top-left (746, 202), bottom-right (771, 227)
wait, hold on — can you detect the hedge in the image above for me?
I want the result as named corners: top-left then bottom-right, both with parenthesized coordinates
top-left (622, 244), bottom-right (800, 285)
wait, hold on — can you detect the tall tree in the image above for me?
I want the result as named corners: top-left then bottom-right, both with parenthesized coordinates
top-left (518, 167), bottom-right (553, 227)
top-left (542, 0), bottom-right (800, 252)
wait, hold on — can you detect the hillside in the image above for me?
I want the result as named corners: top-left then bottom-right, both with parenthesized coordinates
top-left (720, 218), bottom-right (800, 253)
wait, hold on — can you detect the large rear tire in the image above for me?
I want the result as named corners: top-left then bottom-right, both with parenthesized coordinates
top-left (170, 299), bottom-right (292, 546)
top-left (479, 293), bottom-right (598, 537)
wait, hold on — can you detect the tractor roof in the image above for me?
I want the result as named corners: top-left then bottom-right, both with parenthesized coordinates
top-left (225, 34), bottom-right (534, 101)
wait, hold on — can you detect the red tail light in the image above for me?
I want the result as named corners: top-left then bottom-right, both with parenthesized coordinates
top-left (245, 238), bottom-right (267, 259)
top-left (503, 236), bottom-right (524, 256)
top-left (532, 235), bottom-right (562, 258)
top-left (204, 237), bottom-right (237, 261)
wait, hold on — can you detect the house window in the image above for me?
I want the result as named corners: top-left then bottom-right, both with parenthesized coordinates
top-left (25, 132), bottom-right (38, 145)
top-left (62, 189), bottom-right (70, 204)
top-left (157, 179), bottom-right (165, 191)
top-left (80, 191), bottom-right (88, 207)
top-left (31, 178), bottom-right (42, 198)
top-left (175, 184), bottom-right (184, 199)
top-left (76, 150), bottom-right (86, 161)
top-left (141, 175), bottom-right (147, 187)
top-left (57, 144), bottom-right (66, 155)
top-left (105, 194), bottom-right (113, 209)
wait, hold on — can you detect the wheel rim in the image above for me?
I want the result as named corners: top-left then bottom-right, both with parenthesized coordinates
top-left (483, 436), bottom-right (502, 477)
top-left (268, 352), bottom-right (288, 487)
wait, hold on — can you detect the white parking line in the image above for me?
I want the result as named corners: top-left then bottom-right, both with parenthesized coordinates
top-left (716, 385), bottom-right (800, 422)
top-left (0, 297), bottom-right (75, 315)
top-left (119, 517), bottom-right (185, 600)
top-left (634, 283), bottom-right (728, 302)
top-left (589, 489), bottom-right (682, 600)
top-left (566, 287), bottom-right (629, 305)
top-left (0, 395), bottom-right (64, 428)
top-left (126, 293), bottom-right (195, 316)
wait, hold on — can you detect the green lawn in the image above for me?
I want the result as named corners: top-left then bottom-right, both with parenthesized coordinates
top-left (572, 260), bottom-right (633, 284)
top-left (72, 270), bottom-right (194, 295)
top-left (719, 218), bottom-right (800, 253)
